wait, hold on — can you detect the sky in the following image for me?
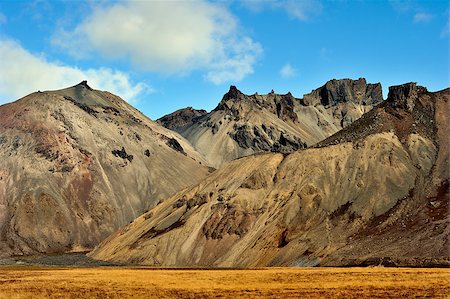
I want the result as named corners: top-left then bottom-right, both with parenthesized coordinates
top-left (0, 0), bottom-right (448, 120)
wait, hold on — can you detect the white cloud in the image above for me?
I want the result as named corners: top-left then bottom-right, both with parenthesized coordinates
top-left (0, 38), bottom-right (149, 103)
top-left (414, 12), bottom-right (433, 23)
top-left (242, 0), bottom-right (323, 21)
top-left (52, 0), bottom-right (262, 85)
top-left (280, 64), bottom-right (296, 78)
top-left (205, 37), bottom-right (262, 84)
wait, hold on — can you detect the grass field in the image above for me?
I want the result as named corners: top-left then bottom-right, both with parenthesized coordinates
top-left (0, 267), bottom-right (448, 298)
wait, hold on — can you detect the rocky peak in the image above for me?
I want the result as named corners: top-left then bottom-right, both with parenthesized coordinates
top-left (213, 86), bottom-right (247, 113)
top-left (50, 81), bottom-right (113, 107)
top-left (302, 78), bottom-right (383, 107)
top-left (157, 107), bottom-right (208, 131)
top-left (386, 82), bottom-right (427, 112)
top-left (223, 85), bottom-right (244, 101)
top-left (76, 80), bottom-right (93, 91)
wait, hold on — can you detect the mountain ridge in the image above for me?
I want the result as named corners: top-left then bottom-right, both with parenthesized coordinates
top-left (158, 78), bottom-right (384, 167)
top-left (90, 82), bottom-right (449, 267)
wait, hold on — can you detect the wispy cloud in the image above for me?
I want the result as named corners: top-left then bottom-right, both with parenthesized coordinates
top-left (280, 0), bottom-right (323, 21)
top-left (0, 38), bottom-right (150, 103)
top-left (389, 1), bottom-right (436, 24)
top-left (414, 12), bottom-right (433, 23)
top-left (319, 47), bottom-right (331, 60)
top-left (441, 18), bottom-right (450, 37)
top-left (243, 0), bottom-right (323, 21)
top-left (52, 1), bottom-right (262, 85)
top-left (389, 0), bottom-right (414, 13)
top-left (280, 63), bottom-right (297, 78)
top-left (0, 12), bottom-right (7, 24)
top-left (25, 0), bottom-right (53, 21)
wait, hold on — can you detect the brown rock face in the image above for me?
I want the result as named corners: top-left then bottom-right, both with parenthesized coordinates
top-left (302, 78), bottom-right (382, 106)
top-left (0, 82), bottom-right (209, 257)
top-left (387, 82), bottom-right (427, 111)
top-left (90, 84), bottom-right (449, 268)
top-left (157, 78), bottom-right (383, 167)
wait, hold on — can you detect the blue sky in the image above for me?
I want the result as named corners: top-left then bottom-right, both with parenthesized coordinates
top-left (0, 0), bottom-right (448, 119)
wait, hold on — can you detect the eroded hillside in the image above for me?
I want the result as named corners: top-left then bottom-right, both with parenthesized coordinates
top-left (158, 78), bottom-right (383, 167)
top-left (0, 81), bottom-right (210, 257)
top-left (91, 83), bottom-right (449, 267)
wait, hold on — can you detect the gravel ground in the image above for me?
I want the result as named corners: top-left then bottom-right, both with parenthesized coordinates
top-left (0, 252), bottom-right (124, 267)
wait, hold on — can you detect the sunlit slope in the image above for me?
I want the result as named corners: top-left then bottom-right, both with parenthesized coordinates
top-left (91, 83), bottom-right (449, 267)
top-left (0, 81), bottom-right (210, 257)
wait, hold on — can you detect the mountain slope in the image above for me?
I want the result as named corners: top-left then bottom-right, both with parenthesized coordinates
top-left (90, 83), bottom-right (449, 267)
top-left (158, 78), bottom-right (383, 167)
top-left (0, 81), bottom-right (210, 257)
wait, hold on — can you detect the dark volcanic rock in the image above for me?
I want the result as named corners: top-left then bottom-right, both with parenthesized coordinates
top-left (387, 82), bottom-right (427, 112)
top-left (223, 85), bottom-right (244, 102)
top-left (112, 147), bottom-right (133, 162)
top-left (230, 125), bottom-right (254, 149)
top-left (274, 132), bottom-right (307, 152)
top-left (157, 107), bottom-right (207, 131)
top-left (64, 95), bottom-right (98, 117)
top-left (303, 78), bottom-right (383, 106)
top-left (78, 80), bottom-right (93, 91)
top-left (230, 124), bottom-right (306, 153)
top-left (165, 137), bottom-right (187, 155)
top-left (275, 93), bottom-right (298, 122)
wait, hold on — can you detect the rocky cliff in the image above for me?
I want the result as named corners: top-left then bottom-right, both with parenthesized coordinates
top-left (90, 83), bottom-right (449, 267)
top-left (157, 78), bottom-right (383, 167)
top-left (0, 81), bottom-right (210, 257)
top-left (157, 107), bottom-right (207, 131)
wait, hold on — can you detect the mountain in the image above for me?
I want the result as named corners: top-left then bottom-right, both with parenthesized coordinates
top-left (90, 83), bottom-right (449, 267)
top-left (157, 78), bottom-right (383, 167)
top-left (0, 81), bottom-right (210, 257)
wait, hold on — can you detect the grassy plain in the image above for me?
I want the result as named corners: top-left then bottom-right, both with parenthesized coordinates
top-left (0, 267), bottom-right (448, 298)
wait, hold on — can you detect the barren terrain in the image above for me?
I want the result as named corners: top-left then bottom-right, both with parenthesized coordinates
top-left (0, 267), bottom-right (448, 298)
top-left (91, 84), bottom-right (449, 268)
top-left (158, 78), bottom-right (383, 167)
top-left (0, 81), bottom-right (209, 257)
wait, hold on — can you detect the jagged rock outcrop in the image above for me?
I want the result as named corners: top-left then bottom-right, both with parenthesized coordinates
top-left (90, 83), bottom-right (449, 268)
top-left (302, 78), bottom-right (382, 106)
top-left (386, 82), bottom-right (427, 112)
top-left (0, 81), bottom-right (210, 257)
top-left (157, 107), bottom-right (207, 131)
top-left (157, 78), bottom-right (383, 167)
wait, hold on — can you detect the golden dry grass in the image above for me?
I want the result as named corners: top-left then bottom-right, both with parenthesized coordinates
top-left (0, 267), bottom-right (448, 298)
